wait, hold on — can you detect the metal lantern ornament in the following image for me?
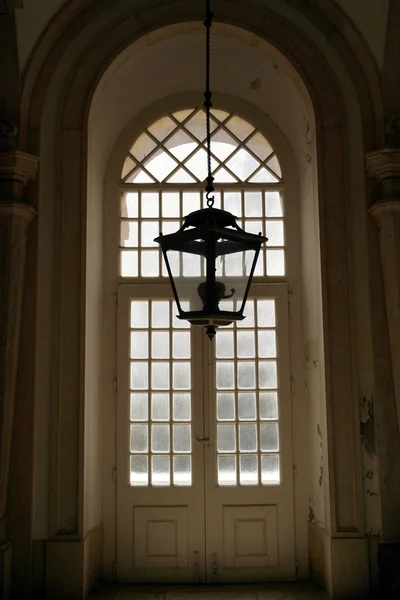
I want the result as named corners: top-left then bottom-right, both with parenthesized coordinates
top-left (155, 0), bottom-right (267, 340)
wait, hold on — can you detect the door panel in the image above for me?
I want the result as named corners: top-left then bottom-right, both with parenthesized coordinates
top-left (116, 283), bottom-right (295, 583)
top-left (204, 285), bottom-right (296, 582)
top-left (116, 286), bottom-right (206, 583)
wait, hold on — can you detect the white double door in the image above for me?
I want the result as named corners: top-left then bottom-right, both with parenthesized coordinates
top-left (116, 284), bottom-right (295, 583)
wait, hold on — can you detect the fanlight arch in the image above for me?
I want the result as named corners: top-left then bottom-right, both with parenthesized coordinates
top-left (119, 107), bottom-right (285, 280)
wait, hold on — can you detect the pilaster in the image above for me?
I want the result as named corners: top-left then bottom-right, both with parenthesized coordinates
top-left (366, 147), bottom-right (400, 597)
top-left (367, 149), bottom-right (400, 439)
top-left (0, 150), bottom-right (38, 599)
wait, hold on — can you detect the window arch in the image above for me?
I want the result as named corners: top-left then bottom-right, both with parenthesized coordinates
top-left (119, 107), bottom-right (285, 280)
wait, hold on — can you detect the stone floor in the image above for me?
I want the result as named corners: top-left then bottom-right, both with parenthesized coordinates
top-left (88, 582), bottom-right (329, 600)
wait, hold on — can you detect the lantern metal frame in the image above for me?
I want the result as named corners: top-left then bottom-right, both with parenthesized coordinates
top-left (154, 0), bottom-right (267, 339)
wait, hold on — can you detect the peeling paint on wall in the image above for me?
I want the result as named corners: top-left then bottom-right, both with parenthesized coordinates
top-left (359, 395), bottom-right (380, 536)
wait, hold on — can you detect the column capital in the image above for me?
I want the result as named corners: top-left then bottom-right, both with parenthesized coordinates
top-left (0, 151), bottom-right (38, 187)
top-left (0, 202), bottom-right (36, 224)
top-left (366, 148), bottom-right (400, 182)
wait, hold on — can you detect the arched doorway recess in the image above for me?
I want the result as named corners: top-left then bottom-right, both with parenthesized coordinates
top-left (17, 1), bottom-right (391, 598)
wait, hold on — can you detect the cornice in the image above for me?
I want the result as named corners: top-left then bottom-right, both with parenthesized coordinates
top-left (0, 150), bottom-right (38, 185)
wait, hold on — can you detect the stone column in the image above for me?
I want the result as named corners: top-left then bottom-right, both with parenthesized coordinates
top-left (367, 147), bottom-right (400, 597)
top-left (0, 150), bottom-right (38, 599)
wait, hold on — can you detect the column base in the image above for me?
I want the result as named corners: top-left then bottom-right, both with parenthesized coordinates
top-left (378, 540), bottom-right (400, 598)
top-left (309, 523), bottom-right (369, 599)
top-left (0, 543), bottom-right (12, 600)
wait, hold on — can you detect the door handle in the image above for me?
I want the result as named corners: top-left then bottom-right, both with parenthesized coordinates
top-left (195, 436), bottom-right (210, 443)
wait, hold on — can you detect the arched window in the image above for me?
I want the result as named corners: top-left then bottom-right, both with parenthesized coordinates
top-left (119, 107), bottom-right (285, 280)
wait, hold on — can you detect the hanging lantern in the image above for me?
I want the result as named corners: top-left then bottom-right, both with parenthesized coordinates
top-left (155, 0), bottom-right (267, 340)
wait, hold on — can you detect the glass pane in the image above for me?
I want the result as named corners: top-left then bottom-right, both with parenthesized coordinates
top-left (249, 167), bottom-right (278, 183)
top-left (131, 301), bottom-right (148, 328)
top-left (167, 168), bottom-right (196, 183)
top-left (217, 424), bottom-right (236, 452)
top-left (173, 455), bottom-right (192, 486)
top-left (238, 362), bottom-right (255, 389)
top-left (122, 193), bottom-right (139, 218)
top-left (182, 253), bottom-right (201, 277)
top-left (152, 331), bottom-right (170, 358)
top-left (129, 168), bottom-right (155, 184)
top-left (152, 301), bottom-right (170, 328)
top-left (225, 116), bottom-right (255, 141)
top-left (259, 392), bottom-right (279, 420)
top-left (216, 331), bottom-right (234, 358)
top-left (151, 363), bottom-right (169, 390)
top-left (266, 250), bottom-right (285, 275)
top-left (141, 250), bottom-right (159, 277)
top-left (145, 150), bottom-right (178, 182)
top-left (130, 455), bottom-right (148, 486)
top-left (244, 191), bottom-right (263, 217)
top-left (141, 193), bottom-right (159, 218)
top-left (265, 192), bottom-right (283, 217)
top-left (141, 221), bottom-right (159, 247)
top-left (173, 332), bottom-right (191, 359)
top-left (173, 394), bottom-right (191, 421)
top-left (121, 250), bottom-right (138, 277)
top-left (239, 454), bottom-right (258, 485)
top-left (172, 302), bottom-right (190, 328)
top-left (130, 424), bottom-right (148, 453)
top-left (259, 361), bottom-right (277, 389)
top-left (130, 331), bottom-right (148, 359)
top-left (210, 129), bottom-right (237, 160)
top-left (217, 393), bottom-right (235, 421)
top-left (151, 455), bottom-right (170, 486)
top-left (257, 300), bottom-right (275, 327)
top-left (162, 192), bottom-right (180, 217)
top-left (218, 455), bottom-right (237, 485)
top-left (267, 155), bottom-right (282, 178)
top-left (216, 362), bottom-right (235, 389)
top-left (226, 149), bottom-right (259, 181)
top-left (183, 192), bottom-right (201, 215)
top-left (258, 330), bottom-right (276, 358)
top-left (130, 393), bottom-right (148, 421)
top-left (148, 116), bottom-right (176, 141)
top-left (260, 423), bottom-right (279, 451)
top-left (173, 109), bottom-right (195, 122)
top-left (237, 300), bottom-right (254, 328)
top-left (120, 221), bottom-right (138, 247)
top-left (213, 166), bottom-right (238, 183)
top-left (130, 133), bottom-right (157, 162)
top-left (261, 454), bottom-right (280, 484)
top-left (238, 393), bottom-right (256, 420)
top-left (246, 132), bottom-right (273, 161)
top-left (165, 130), bottom-right (197, 161)
top-left (239, 423), bottom-right (258, 452)
top-left (151, 393), bottom-right (169, 421)
top-left (184, 110), bottom-right (216, 141)
top-left (237, 331), bottom-right (255, 358)
top-left (151, 424), bottom-right (170, 453)
top-left (184, 148), bottom-right (218, 181)
top-left (223, 192), bottom-right (242, 216)
top-left (173, 362), bottom-right (191, 390)
top-left (266, 221), bottom-right (284, 247)
top-left (130, 362), bottom-right (148, 390)
top-left (121, 156), bottom-right (135, 179)
top-left (173, 424), bottom-right (191, 453)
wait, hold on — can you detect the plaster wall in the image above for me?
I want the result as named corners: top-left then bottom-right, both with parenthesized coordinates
top-left (14, 0), bottom-right (389, 73)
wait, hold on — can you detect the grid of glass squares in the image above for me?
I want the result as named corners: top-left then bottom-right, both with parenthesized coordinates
top-left (120, 190), bottom-right (284, 278)
top-left (129, 299), bottom-right (192, 486)
top-left (215, 299), bottom-right (280, 486)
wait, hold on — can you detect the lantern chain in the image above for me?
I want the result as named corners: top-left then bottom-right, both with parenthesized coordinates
top-left (204, 0), bottom-right (214, 208)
